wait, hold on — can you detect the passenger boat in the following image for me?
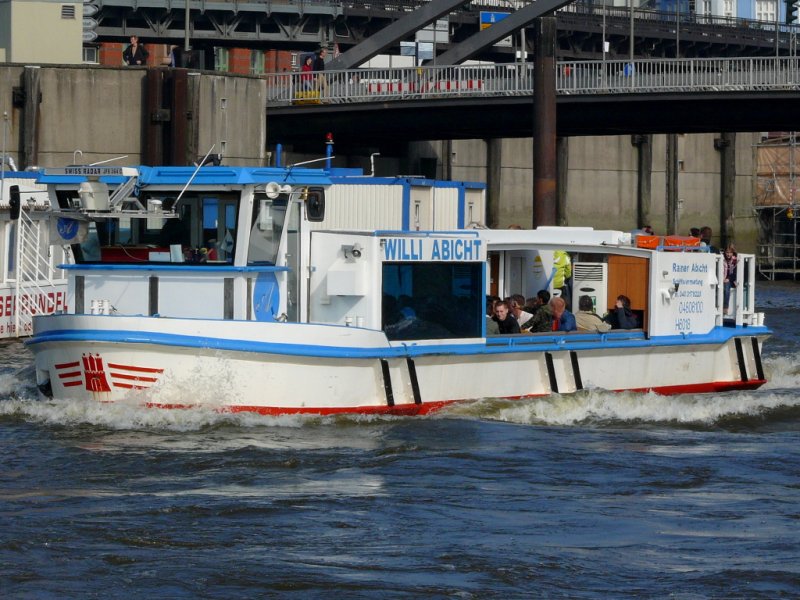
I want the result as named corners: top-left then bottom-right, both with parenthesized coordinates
top-left (0, 174), bottom-right (70, 339)
top-left (26, 163), bottom-right (769, 415)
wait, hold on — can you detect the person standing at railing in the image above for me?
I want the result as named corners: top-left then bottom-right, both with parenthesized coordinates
top-left (301, 55), bottom-right (314, 91)
top-left (313, 48), bottom-right (329, 99)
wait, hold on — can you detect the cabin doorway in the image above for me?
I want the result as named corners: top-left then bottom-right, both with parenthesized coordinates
top-left (202, 197), bottom-right (237, 262)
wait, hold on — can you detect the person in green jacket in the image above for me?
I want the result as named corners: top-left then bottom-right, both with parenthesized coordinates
top-left (552, 250), bottom-right (572, 309)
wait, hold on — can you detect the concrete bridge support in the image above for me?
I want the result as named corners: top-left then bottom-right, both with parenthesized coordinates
top-left (716, 132), bottom-right (736, 249)
top-left (632, 134), bottom-right (652, 230)
top-left (666, 133), bottom-right (679, 235)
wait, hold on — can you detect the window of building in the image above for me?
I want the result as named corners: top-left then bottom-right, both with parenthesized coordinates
top-left (82, 47), bottom-right (98, 64)
top-left (756, 0), bottom-right (775, 21)
top-left (250, 50), bottom-right (265, 75)
top-left (723, 0), bottom-right (733, 16)
top-left (382, 262), bottom-right (483, 340)
top-left (214, 47), bottom-right (229, 72)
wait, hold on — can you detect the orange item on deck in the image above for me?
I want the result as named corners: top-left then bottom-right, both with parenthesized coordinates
top-left (635, 235), bottom-right (660, 249)
top-left (663, 235), bottom-right (701, 249)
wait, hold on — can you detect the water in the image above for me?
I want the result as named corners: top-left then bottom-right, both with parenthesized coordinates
top-left (2, 282), bottom-right (799, 598)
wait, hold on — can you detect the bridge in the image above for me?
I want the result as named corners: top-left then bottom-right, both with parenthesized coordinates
top-left (93, 0), bottom-right (799, 62)
top-left (265, 56), bottom-right (800, 150)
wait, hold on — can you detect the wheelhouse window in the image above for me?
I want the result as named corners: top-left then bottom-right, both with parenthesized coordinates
top-left (382, 262), bottom-right (483, 341)
top-left (67, 192), bottom-right (238, 265)
top-left (248, 193), bottom-right (287, 265)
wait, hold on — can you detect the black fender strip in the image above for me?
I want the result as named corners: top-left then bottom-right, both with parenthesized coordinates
top-left (406, 358), bottom-right (422, 405)
top-left (570, 351), bottom-right (583, 391)
top-left (380, 359), bottom-right (395, 407)
top-left (545, 352), bottom-right (558, 394)
top-left (734, 338), bottom-right (748, 382)
top-left (751, 337), bottom-right (765, 381)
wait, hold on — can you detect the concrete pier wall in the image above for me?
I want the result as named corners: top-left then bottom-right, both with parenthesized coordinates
top-left (0, 65), bottom-right (267, 168)
top-left (409, 133), bottom-right (760, 252)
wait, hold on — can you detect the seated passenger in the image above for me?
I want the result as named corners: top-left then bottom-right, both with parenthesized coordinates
top-left (510, 294), bottom-right (534, 325)
top-left (493, 301), bottom-right (520, 334)
top-left (549, 296), bottom-right (577, 332)
top-left (520, 290), bottom-right (552, 333)
top-left (605, 294), bottom-right (638, 329)
top-left (486, 295), bottom-right (500, 335)
top-left (575, 295), bottom-right (611, 333)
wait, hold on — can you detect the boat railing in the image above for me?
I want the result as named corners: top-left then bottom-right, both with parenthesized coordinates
top-left (14, 208), bottom-right (67, 335)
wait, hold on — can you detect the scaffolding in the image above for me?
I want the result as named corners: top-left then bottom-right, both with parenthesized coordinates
top-left (754, 133), bottom-right (800, 280)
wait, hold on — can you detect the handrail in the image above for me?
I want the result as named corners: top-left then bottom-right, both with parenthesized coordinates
top-left (264, 56), bottom-right (800, 106)
top-left (14, 208), bottom-right (68, 336)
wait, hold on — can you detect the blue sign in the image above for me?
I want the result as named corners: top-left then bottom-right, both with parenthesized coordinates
top-left (56, 217), bottom-right (80, 241)
top-left (480, 11), bottom-right (510, 29)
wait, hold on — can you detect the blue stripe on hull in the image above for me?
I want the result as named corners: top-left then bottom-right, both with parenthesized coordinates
top-left (27, 325), bottom-right (770, 360)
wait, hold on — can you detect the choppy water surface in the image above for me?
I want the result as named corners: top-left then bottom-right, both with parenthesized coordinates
top-left (1, 282), bottom-right (799, 598)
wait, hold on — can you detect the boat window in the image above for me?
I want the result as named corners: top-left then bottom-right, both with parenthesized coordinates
top-left (247, 194), bottom-right (287, 265)
top-left (69, 194), bottom-right (238, 264)
top-left (5, 222), bottom-right (16, 280)
top-left (382, 262), bottom-right (483, 340)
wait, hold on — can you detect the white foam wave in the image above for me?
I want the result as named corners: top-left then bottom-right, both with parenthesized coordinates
top-left (762, 353), bottom-right (800, 390)
top-left (0, 395), bottom-right (321, 432)
top-left (448, 387), bottom-right (800, 427)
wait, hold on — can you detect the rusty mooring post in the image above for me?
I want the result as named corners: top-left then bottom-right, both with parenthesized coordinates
top-left (532, 16), bottom-right (557, 228)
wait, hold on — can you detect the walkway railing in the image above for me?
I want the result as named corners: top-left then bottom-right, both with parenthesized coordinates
top-left (264, 56), bottom-right (800, 106)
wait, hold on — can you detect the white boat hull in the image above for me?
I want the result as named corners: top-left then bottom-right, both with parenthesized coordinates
top-left (29, 315), bottom-right (768, 415)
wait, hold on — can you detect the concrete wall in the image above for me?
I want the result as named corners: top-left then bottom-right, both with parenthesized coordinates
top-left (0, 0), bottom-right (82, 64)
top-left (0, 65), bottom-right (267, 168)
top-left (193, 74), bottom-right (267, 165)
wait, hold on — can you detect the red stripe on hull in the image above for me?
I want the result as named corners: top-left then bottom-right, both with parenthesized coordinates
top-left (145, 400), bottom-right (455, 416)
top-left (55, 361), bottom-right (80, 369)
top-left (107, 363), bottom-right (164, 374)
top-left (79, 379), bottom-right (767, 416)
top-left (110, 373), bottom-right (159, 382)
top-left (623, 379), bottom-right (767, 395)
top-left (57, 371), bottom-right (82, 379)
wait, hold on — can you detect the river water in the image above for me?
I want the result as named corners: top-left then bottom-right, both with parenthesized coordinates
top-left (1, 282), bottom-right (799, 598)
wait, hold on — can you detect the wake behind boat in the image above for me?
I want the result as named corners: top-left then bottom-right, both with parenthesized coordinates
top-left (26, 162), bottom-right (769, 414)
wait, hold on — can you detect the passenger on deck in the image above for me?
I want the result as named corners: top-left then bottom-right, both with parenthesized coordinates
top-left (605, 295), bottom-right (638, 329)
top-left (493, 301), bottom-right (520, 334)
top-left (510, 294), bottom-right (534, 325)
top-left (520, 290), bottom-right (552, 333)
top-left (575, 295), bottom-right (611, 333)
top-left (700, 226), bottom-right (718, 253)
top-left (723, 244), bottom-right (738, 313)
top-left (552, 250), bottom-right (572, 309)
top-left (549, 296), bottom-right (577, 332)
top-left (486, 295), bottom-right (500, 335)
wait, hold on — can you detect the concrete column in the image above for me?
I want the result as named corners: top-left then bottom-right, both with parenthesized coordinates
top-left (556, 136), bottom-right (569, 226)
top-left (486, 138), bottom-right (502, 228)
top-left (666, 133), bottom-right (679, 235)
top-left (715, 132), bottom-right (736, 248)
top-left (631, 134), bottom-right (652, 229)
top-left (532, 16), bottom-right (557, 228)
top-left (21, 66), bottom-right (41, 169)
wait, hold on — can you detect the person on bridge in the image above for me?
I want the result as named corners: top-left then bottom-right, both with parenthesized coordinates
top-left (123, 36), bottom-right (149, 66)
top-left (301, 55), bottom-right (314, 91)
top-left (313, 48), bottom-right (329, 98)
